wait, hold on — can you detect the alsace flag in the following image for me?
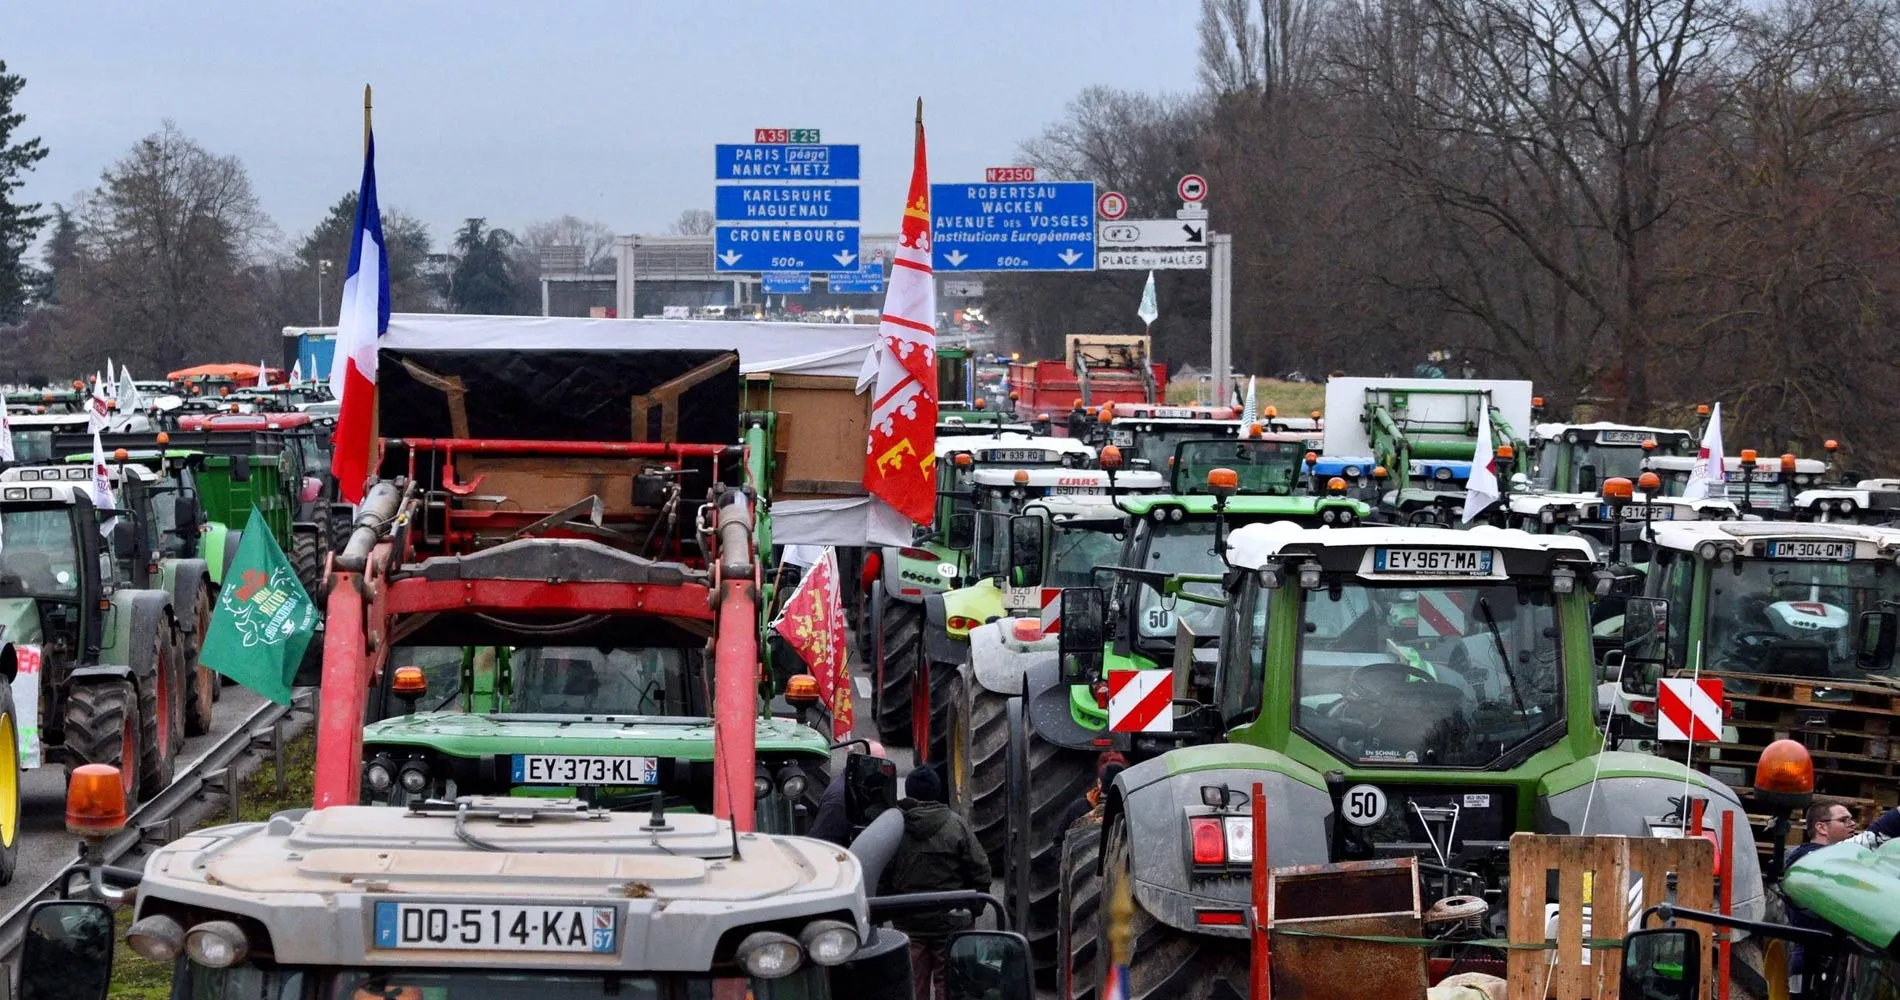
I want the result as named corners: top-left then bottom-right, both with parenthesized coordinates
top-left (1461, 399), bottom-right (1500, 523)
top-left (857, 108), bottom-right (937, 525)
top-left (770, 548), bottom-right (854, 741)
top-left (1108, 668), bottom-right (1173, 733)
top-left (1658, 677), bottom-right (1724, 742)
top-left (1683, 403), bottom-right (1726, 501)
top-left (328, 132), bottom-right (392, 505)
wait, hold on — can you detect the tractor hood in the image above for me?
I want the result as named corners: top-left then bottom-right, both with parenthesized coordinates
top-left (362, 712), bottom-right (830, 760)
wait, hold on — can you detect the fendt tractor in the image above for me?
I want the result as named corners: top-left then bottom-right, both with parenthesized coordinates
top-left (1053, 522), bottom-right (1768, 1000)
top-left (1528, 417), bottom-right (1697, 493)
top-left (1081, 403), bottom-right (1242, 468)
top-left (316, 318), bottom-right (883, 834)
top-left (967, 439), bottom-right (1371, 982)
top-left (865, 430), bottom-right (1096, 746)
top-left (915, 465), bottom-right (1167, 761)
top-left (0, 461), bottom-right (190, 829)
top-left (1609, 520), bottom-right (1900, 805)
top-left (1793, 477), bottom-right (1900, 523)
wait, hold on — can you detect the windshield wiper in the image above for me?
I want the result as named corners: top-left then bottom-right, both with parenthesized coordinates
top-left (1477, 598), bottom-right (1525, 712)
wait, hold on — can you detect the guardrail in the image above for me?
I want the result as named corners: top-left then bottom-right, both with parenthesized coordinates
top-left (0, 687), bottom-right (315, 962)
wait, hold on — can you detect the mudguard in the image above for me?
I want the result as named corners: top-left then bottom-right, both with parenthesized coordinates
top-left (219, 529), bottom-right (244, 584)
top-left (67, 664), bottom-right (134, 683)
top-left (159, 560), bottom-right (211, 637)
top-left (100, 589), bottom-right (171, 683)
top-left (921, 593), bottom-right (961, 668)
top-left (200, 522), bottom-right (231, 586)
top-left (1023, 658), bottom-right (1101, 751)
top-left (1103, 744), bottom-right (1333, 939)
top-left (968, 620), bottom-right (1055, 697)
top-left (1537, 752), bottom-right (1765, 922)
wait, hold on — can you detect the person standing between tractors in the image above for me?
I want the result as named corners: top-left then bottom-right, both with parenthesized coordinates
top-left (881, 765), bottom-right (991, 1000)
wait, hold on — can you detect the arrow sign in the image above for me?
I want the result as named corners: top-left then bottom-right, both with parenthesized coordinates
top-left (714, 225), bottom-right (861, 273)
top-left (833, 249), bottom-right (857, 267)
top-left (719, 250), bottom-right (743, 266)
top-left (1057, 249), bottom-right (1084, 266)
top-left (943, 250), bottom-right (969, 267)
top-left (1097, 218), bottom-right (1206, 248)
top-left (931, 181), bottom-right (1096, 272)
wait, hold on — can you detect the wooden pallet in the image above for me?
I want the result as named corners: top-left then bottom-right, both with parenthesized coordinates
top-left (1684, 672), bottom-right (1900, 809)
top-left (1507, 834), bottom-right (1715, 1000)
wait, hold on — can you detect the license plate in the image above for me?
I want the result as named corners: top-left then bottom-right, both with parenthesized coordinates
top-left (1052, 485), bottom-right (1099, 495)
top-left (1373, 547), bottom-right (1492, 575)
top-left (511, 755), bottom-right (659, 786)
top-left (1767, 540), bottom-right (1853, 561)
top-left (1599, 504), bottom-right (1674, 522)
top-left (1110, 430), bottom-right (1135, 446)
top-left (983, 449), bottom-right (1050, 463)
top-left (1596, 429), bottom-right (1651, 444)
top-left (373, 901), bottom-right (617, 953)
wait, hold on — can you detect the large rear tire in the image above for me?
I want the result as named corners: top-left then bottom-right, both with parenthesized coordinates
top-left (925, 648), bottom-right (959, 764)
top-left (184, 584), bottom-right (216, 735)
top-left (1059, 810), bottom-right (1104, 1000)
top-left (0, 681), bottom-right (22, 886)
top-left (873, 598), bottom-right (922, 747)
top-left (1095, 813), bottom-right (1249, 1000)
top-left (292, 528), bottom-right (322, 597)
top-left (964, 682), bottom-right (1010, 862)
top-left (1006, 695), bottom-right (1099, 986)
top-left (66, 680), bottom-right (142, 806)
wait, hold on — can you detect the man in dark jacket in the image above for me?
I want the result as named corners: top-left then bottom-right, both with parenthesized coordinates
top-left (881, 765), bottom-right (990, 1000)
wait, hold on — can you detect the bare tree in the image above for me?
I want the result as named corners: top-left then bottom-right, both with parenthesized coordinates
top-left (667, 208), bottom-right (714, 236)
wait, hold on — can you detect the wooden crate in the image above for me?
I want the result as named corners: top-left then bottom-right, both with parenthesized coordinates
top-left (1507, 834), bottom-right (1715, 1000)
top-left (1690, 672), bottom-right (1900, 810)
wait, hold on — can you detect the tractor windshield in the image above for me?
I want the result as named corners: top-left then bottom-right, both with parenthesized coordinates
top-left (0, 507), bottom-right (81, 597)
top-left (10, 430), bottom-right (54, 464)
top-left (1291, 581), bottom-right (1565, 767)
top-left (380, 645), bottom-right (692, 718)
top-left (1049, 522), bottom-right (1125, 590)
top-left (1171, 438), bottom-right (1302, 495)
top-left (1705, 559), bottom-right (1900, 680)
top-left (1108, 424), bottom-right (1228, 469)
top-left (1134, 520), bottom-right (1226, 640)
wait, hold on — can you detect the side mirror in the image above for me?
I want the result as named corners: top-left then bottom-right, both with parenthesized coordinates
top-left (1577, 462), bottom-right (1599, 494)
top-left (843, 751), bottom-right (897, 831)
top-left (1857, 610), bottom-right (1898, 671)
top-left (230, 454), bottom-right (252, 483)
top-left (945, 930), bottom-right (1034, 1000)
top-left (109, 519), bottom-right (139, 560)
top-left (947, 511), bottom-right (976, 551)
top-left (1059, 587), bottom-right (1107, 684)
top-left (1006, 515), bottom-right (1045, 589)
top-left (173, 492), bottom-right (201, 530)
top-left (1621, 596), bottom-right (1671, 665)
top-left (1619, 927), bottom-right (1702, 1000)
top-left (19, 900), bottom-right (114, 1000)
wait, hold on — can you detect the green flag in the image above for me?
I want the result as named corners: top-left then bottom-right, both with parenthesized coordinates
top-left (199, 508), bottom-right (318, 704)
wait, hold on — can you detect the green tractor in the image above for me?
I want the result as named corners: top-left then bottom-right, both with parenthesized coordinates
top-left (963, 437), bottom-right (1371, 983)
top-left (1528, 420), bottom-right (1697, 493)
top-left (1323, 376), bottom-right (1532, 525)
top-left (1055, 522), bottom-right (1767, 999)
top-left (0, 464), bottom-right (192, 825)
top-left (863, 431), bottom-right (1096, 746)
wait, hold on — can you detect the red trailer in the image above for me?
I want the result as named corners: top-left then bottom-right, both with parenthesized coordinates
top-left (1007, 334), bottom-right (1164, 421)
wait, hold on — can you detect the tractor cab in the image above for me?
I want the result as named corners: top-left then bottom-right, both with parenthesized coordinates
top-left (1642, 452), bottom-right (1827, 514)
top-left (1529, 421), bottom-right (1695, 493)
top-left (0, 476), bottom-right (113, 661)
top-left (1793, 479), bottom-right (1900, 524)
top-left (1087, 403), bottom-right (1242, 469)
top-left (6, 414), bottom-right (92, 465)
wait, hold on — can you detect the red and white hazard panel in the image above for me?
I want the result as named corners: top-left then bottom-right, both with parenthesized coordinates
top-left (1040, 588), bottom-right (1062, 633)
top-left (1414, 591), bottom-right (1470, 637)
top-left (1108, 669), bottom-right (1173, 733)
top-left (1657, 678), bottom-right (1724, 741)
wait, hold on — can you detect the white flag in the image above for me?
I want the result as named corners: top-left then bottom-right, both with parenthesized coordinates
top-left (91, 429), bottom-right (115, 537)
top-left (291, 359), bottom-right (304, 384)
top-left (257, 361), bottom-right (269, 389)
top-left (1683, 403), bottom-right (1726, 500)
top-left (118, 367), bottom-right (140, 419)
top-left (86, 379), bottom-right (110, 434)
top-left (1240, 376), bottom-right (1258, 433)
top-left (104, 359), bottom-right (116, 399)
top-left (1462, 400), bottom-right (1501, 523)
top-left (0, 393), bottom-right (13, 464)
top-left (1137, 270), bottom-right (1158, 328)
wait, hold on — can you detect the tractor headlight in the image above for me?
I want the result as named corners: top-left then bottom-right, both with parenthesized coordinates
top-left (800, 920), bottom-right (861, 965)
top-left (366, 757), bottom-right (394, 793)
top-left (736, 931), bottom-right (804, 978)
top-left (184, 921), bottom-right (250, 968)
top-left (398, 760), bottom-right (429, 794)
top-left (778, 764), bottom-right (809, 800)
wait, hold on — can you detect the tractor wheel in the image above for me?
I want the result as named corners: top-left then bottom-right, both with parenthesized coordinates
top-left (0, 680), bottom-right (21, 885)
top-left (136, 617), bottom-right (178, 798)
top-left (330, 503), bottom-right (356, 555)
top-left (1006, 696), bottom-right (1099, 986)
top-left (1095, 813), bottom-right (1248, 1000)
top-left (964, 681), bottom-right (1010, 862)
top-left (1058, 810), bottom-right (1104, 1000)
top-left (293, 529), bottom-right (322, 597)
top-left (925, 648), bottom-right (959, 765)
top-left (873, 598), bottom-right (922, 747)
top-left (184, 585), bottom-right (216, 735)
top-left (65, 680), bottom-right (142, 806)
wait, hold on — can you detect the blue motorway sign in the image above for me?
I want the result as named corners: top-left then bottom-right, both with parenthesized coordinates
top-left (715, 225), bottom-right (862, 273)
top-left (827, 265), bottom-right (885, 295)
top-left (761, 272), bottom-right (811, 295)
top-left (930, 181), bottom-right (1095, 271)
top-left (716, 184), bottom-right (859, 223)
top-left (716, 144), bottom-right (860, 180)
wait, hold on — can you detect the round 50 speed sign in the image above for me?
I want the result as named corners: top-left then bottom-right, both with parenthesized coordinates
top-left (1178, 174), bottom-right (1207, 203)
top-left (1097, 190), bottom-right (1128, 221)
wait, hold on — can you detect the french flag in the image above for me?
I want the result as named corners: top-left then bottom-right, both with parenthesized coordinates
top-left (327, 132), bottom-right (390, 505)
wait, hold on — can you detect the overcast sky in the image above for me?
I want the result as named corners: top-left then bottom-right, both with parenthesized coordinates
top-left (3, 1), bottom-right (1203, 252)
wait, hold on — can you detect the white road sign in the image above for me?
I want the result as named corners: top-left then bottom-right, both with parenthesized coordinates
top-left (1098, 218), bottom-right (1207, 248)
top-left (1099, 249), bottom-right (1208, 270)
top-left (942, 280), bottom-right (986, 298)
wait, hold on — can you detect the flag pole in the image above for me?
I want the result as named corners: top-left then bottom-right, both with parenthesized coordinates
top-left (364, 85), bottom-right (372, 153)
